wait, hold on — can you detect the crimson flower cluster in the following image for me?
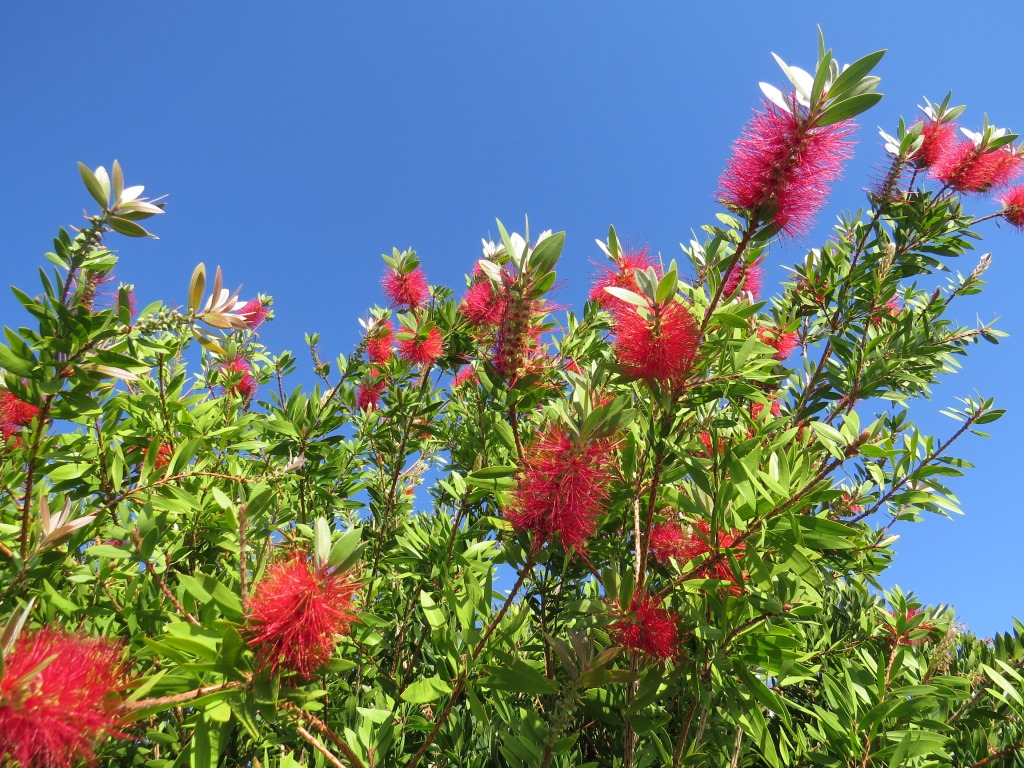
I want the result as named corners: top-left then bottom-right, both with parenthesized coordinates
top-left (356, 369), bottom-right (387, 411)
top-left (609, 593), bottom-right (680, 661)
top-left (589, 247), bottom-right (657, 311)
top-left (757, 325), bottom-right (800, 361)
top-left (0, 390), bottom-right (38, 442)
top-left (506, 424), bottom-right (618, 555)
top-left (397, 326), bottom-right (444, 366)
top-left (366, 320), bottom-right (395, 364)
top-left (220, 355), bottom-right (257, 400)
top-left (244, 551), bottom-right (359, 679)
top-left (649, 519), bottom-right (746, 594)
top-left (612, 300), bottom-right (700, 390)
top-left (382, 266), bottom-right (430, 309)
top-left (885, 607), bottom-right (935, 647)
top-left (719, 102), bottom-right (855, 235)
top-left (0, 627), bottom-right (129, 768)
top-left (722, 258), bottom-right (764, 301)
top-left (239, 298), bottom-right (270, 330)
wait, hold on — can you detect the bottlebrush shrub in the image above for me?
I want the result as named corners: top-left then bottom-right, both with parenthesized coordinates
top-left (4, 38), bottom-right (1024, 768)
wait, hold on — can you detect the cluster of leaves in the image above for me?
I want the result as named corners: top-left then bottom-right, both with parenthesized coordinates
top-left (2, 36), bottom-right (1024, 768)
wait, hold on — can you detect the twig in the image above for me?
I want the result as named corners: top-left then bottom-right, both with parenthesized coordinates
top-left (297, 726), bottom-right (347, 768)
top-left (281, 701), bottom-right (368, 768)
top-left (121, 681), bottom-right (244, 713)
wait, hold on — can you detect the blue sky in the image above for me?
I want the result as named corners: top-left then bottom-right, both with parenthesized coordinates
top-left (2, 3), bottom-right (1022, 637)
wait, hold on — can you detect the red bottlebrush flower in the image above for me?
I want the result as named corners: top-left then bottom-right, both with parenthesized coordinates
top-left (719, 102), bottom-right (855, 235)
top-left (750, 398), bottom-right (782, 420)
top-left (506, 424), bottom-right (618, 556)
top-left (245, 551), bottom-right (359, 679)
top-left (590, 247), bottom-right (657, 310)
top-left (670, 520), bottom-right (746, 593)
top-left (382, 266), bottom-right (430, 309)
top-left (613, 301), bottom-right (699, 388)
top-left (610, 593), bottom-right (680, 661)
top-left (0, 627), bottom-right (128, 768)
top-left (397, 326), bottom-right (444, 366)
top-left (356, 376), bottom-right (386, 411)
top-left (723, 258), bottom-right (764, 301)
top-left (696, 431), bottom-right (724, 458)
top-left (885, 607), bottom-right (935, 647)
top-left (154, 441), bottom-right (173, 469)
top-left (239, 298), bottom-right (270, 329)
top-left (999, 185), bottom-right (1024, 229)
top-left (870, 297), bottom-right (903, 327)
top-left (931, 141), bottom-right (1023, 193)
top-left (836, 491), bottom-right (863, 517)
top-left (910, 119), bottom-right (957, 169)
top-left (452, 365), bottom-right (477, 388)
top-left (1, 390), bottom-right (38, 442)
top-left (220, 355), bottom-right (257, 400)
top-left (365, 320), bottom-right (394, 364)
top-left (757, 326), bottom-right (799, 361)
top-left (460, 268), bottom-right (507, 327)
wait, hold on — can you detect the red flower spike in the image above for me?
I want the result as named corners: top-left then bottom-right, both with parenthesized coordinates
top-left (460, 271), bottom-right (507, 327)
top-left (245, 551), bottom-right (359, 679)
top-left (910, 120), bottom-right (958, 169)
top-left (366, 321), bottom-right (395, 364)
top-left (750, 399), bottom-right (782, 420)
top-left (723, 258), bottom-right (764, 301)
top-left (382, 266), bottom-right (429, 309)
top-left (154, 441), bottom-right (174, 469)
top-left (613, 301), bottom-right (699, 389)
top-left (610, 593), bottom-right (680, 661)
top-left (590, 248), bottom-right (657, 310)
top-left (506, 424), bottom-right (617, 556)
top-left (0, 627), bottom-right (129, 768)
top-left (356, 378), bottom-right (386, 411)
top-left (452, 366), bottom-right (477, 388)
top-left (1, 391), bottom-right (38, 442)
top-left (220, 355), bottom-right (257, 400)
top-left (870, 297), bottom-right (903, 327)
top-left (670, 520), bottom-right (746, 594)
top-left (999, 186), bottom-right (1024, 229)
top-left (719, 103), bottom-right (855, 236)
top-left (757, 326), bottom-right (799, 361)
top-left (239, 298), bottom-right (270, 330)
top-left (885, 607), bottom-right (935, 647)
top-left (931, 141), bottom-right (1023, 193)
top-left (398, 326), bottom-right (444, 366)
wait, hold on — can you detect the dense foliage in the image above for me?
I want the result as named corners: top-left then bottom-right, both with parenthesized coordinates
top-left (4, 35), bottom-right (1024, 767)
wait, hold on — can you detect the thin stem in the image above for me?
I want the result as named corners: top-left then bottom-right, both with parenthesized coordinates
top-left (281, 701), bottom-right (368, 768)
top-left (121, 681), bottom-right (245, 713)
top-left (296, 726), bottom-right (347, 768)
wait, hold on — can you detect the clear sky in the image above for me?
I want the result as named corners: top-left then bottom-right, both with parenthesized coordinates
top-left (2, 2), bottom-right (1021, 637)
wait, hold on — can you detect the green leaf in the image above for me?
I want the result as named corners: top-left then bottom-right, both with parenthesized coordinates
top-left (401, 675), bottom-right (452, 704)
top-left (481, 659), bottom-right (557, 695)
top-left (419, 591), bottom-right (446, 629)
top-left (328, 527), bottom-right (364, 571)
top-left (85, 544), bottom-right (132, 560)
top-left (603, 286), bottom-right (649, 309)
top-left (0, 344), bottom-right (37, 378)
top-left (78, 162), bottom-right (109, 209)
top-left (529, 231), bottom-right (565, 275)
top-left (817, 92), bottom-right (883, 125)
top-left (826, 50), bottom-right (885, 100)
top-left (108, 216), bottom-right (155, 238)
